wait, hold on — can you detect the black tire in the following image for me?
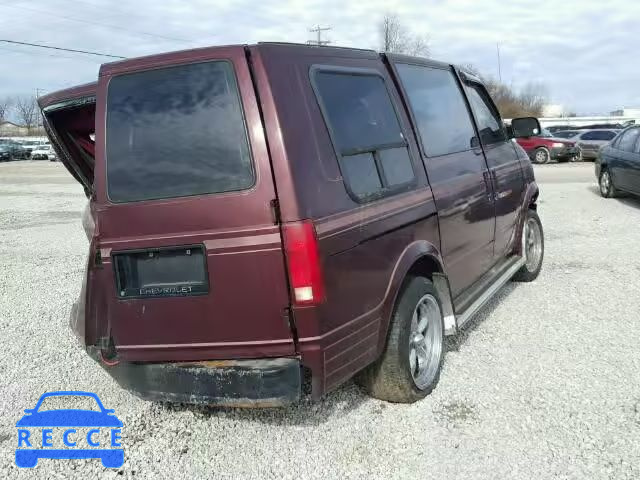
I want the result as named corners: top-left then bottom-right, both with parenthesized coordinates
top-left (357, 276), bottom-right (445, 403)
top-left (513, 209), bottom-right (544, 282)
top-left (570, 148), bottom-right (583, 162)
top-left (532, 147), bottom-right (550, 164)
top-left (599, 168), bottom-right (618, 198)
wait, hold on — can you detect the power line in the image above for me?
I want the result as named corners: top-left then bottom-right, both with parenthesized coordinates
top-left (0, 3), bottom-right (194, 44)
top-left (0, 39), bottom-right (125, 59)
top-left (307, 25), bottom-right (331, 46)
top-left (0, 45), bottom-right (102, 62)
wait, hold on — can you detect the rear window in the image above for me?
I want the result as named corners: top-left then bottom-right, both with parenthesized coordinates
top-left (106, 61), bottom-right (254, 203)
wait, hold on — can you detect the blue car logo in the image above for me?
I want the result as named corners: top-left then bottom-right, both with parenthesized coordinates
top-left (15, 391), bottom-right (123, 468)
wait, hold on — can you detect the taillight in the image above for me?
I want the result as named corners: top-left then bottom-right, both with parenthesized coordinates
top-left (283, 220), bottom-right (325, 306)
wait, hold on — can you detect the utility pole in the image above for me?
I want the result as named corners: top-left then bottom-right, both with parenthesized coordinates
top-left (307, 25), bottom-right (331, 46)
top-left (496, 43), bottom-right (502, 83)
top-left (35, 88), bottom-right (45, 130)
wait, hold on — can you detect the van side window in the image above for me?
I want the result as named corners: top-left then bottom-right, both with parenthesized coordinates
top-left (313, 70), bottom-right (415, 202)
top-left (395, 64), bottom-right (476, 157)
top-left (464, 83), bottom-right (508, 146)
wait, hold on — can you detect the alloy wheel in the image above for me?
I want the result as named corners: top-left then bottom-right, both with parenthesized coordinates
top-left (408, 294), bottom-right (443, 390)
top-left (534, 149), bottom-right (549, 164)
top-left (600, 171), bottom-right (611, 196)
top-left (524, 218), bottom-right (543, 272)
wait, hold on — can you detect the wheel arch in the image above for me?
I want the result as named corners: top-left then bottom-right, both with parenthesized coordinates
top-left (515, 182), bottom-right (540, 256)
top-left (376, 240), bottom-right (449, 353)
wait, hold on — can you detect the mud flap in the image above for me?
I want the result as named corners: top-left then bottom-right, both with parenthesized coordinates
top-left (432, 273), bottom-right (456, 336)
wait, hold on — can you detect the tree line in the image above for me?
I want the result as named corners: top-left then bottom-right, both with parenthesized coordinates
top-left (379, 14), bottom-right (550, 118)
top-left (0, 95), bottom-right (41, 133)
top-left (1, 15), bottom-right (551, 135)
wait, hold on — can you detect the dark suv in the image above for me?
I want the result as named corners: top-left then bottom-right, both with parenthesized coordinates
top-left (39, 43), bottom-right (544, 406)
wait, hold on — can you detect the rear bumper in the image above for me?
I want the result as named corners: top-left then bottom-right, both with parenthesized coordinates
top-left (88, 348), bottom-right (301, 407)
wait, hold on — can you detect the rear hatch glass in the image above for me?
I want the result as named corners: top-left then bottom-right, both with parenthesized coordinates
top-left (106, 60), bottom-right (254, 203)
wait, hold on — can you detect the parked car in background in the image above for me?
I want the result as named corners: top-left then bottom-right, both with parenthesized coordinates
top-left (40, 43), bottom-right (544, 407)
top-left (552, 130), bottom-right (581, 139)
top-left (0, 145), bottom-right (11, 161)
top-left (596, 126), bottom-right (640, 198)
top-left (30, 144), bottom-right (56, 161)
top-left (547, 125), bottom-right (576, 134)
top-left (4, 142), bottom-right (29, 160)
top-left (19, 139), bottom-right (46, 155)
top-left (515, 128), bottom-right (580, 164)
top-left (573, 129), bottom-right (618, 161)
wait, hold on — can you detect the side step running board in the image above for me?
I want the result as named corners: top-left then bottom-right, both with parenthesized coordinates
top-left (434, 256), bottom-right (525, 336)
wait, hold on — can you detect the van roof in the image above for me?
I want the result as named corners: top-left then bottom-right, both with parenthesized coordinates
top-left (40, 43), bottom-right (455, 108)
top-left (99, 42), bottom-right (383, 77)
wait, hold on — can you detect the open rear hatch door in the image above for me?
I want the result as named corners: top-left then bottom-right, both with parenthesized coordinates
top-left (69, 46), bottom-right (295, 362)
top-left (38, 83), bottom-right (97, 197)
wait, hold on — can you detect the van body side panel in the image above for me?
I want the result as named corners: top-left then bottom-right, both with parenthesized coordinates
top-left (384, 57), bottom-right (496, 297)
top-left (257, 45), bottom-right (439, 393)
top-left (88, 46), bottom-right (294, 361)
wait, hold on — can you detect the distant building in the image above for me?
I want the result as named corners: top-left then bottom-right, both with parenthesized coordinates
top-left (542, 104), bottom-right (565, 117)
top-left (0, 121), bottom-right (30, 136)
top-left (610, 107), bottom-right (640, 117)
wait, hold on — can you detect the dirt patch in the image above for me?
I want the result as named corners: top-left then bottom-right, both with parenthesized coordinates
top-left (434, 400), bottom-right (478, 426)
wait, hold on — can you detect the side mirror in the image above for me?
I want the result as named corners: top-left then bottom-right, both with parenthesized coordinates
top-left (511, 117), bottom-right (541, 138)
top-left (23, 409), bottom-right (35, 414)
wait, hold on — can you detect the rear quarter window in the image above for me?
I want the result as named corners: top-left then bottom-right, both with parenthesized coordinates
top-left (106, 60), bottom-right (254, 203)
top-left (311, 68), bottom-right (415, 203)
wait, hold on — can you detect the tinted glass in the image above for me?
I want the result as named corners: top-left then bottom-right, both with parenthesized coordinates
top-left (314, 70), bottom-right (415, 201)
top-left (553, 131), bottom-right (579, 138)
top-left (379, 147), bottom-right (414, 186)
top-left (464, 84), bottom-right (508, 145)
top-left (314, 72), bottom-right (404, 153)
top-left (581, 131), bottom-right (616, 141)
top-left (340, 153), bottom-right (382, 198)
top-left (617, 128), bottom-right (640, 151)
top-left (106, 61), bottom-right (254, 203)
top-left (396, 64), bottom-right (476, 157)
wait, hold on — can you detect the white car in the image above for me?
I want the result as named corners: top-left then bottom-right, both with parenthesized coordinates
top-left (31, 144), bottom-right (57, 161)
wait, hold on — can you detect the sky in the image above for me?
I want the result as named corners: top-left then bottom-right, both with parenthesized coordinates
top-left (1, 0), bottom-right (638, 115)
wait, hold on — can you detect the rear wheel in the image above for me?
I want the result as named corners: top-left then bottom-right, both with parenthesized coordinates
top-left (532, 147), bottom-right (550, 164)
top-left (513, 209), bottom-right (544, 282)
top-left (599, 169), bottom-right (618, 198)
top-left (357, 276), bottom-right (445, 403)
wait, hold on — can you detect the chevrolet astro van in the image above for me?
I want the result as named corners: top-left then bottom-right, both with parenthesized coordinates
top-left (39, 42), bottom-right (544, 406)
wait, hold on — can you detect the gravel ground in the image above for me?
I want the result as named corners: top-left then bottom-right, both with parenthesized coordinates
top-left (1, 161), bottom-right (640, 479)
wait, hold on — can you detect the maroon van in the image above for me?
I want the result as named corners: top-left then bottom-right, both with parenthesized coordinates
top-left (39, 43), bottom-right (544, 406)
